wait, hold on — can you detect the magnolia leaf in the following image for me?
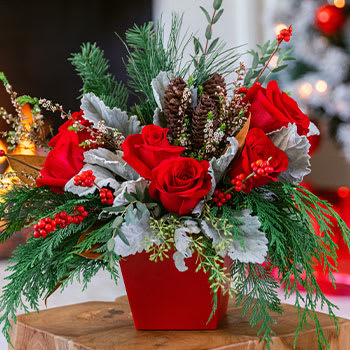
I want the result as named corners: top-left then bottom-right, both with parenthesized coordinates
top-left (7, 154), bottom-right (46, 186)
top-left (114, 210), bottom-right (151, 257)
top-left (83, 148), bottom-right (139, 181)
top-left (173, 251), bottom-right (188, 272)
top-left (81, 93), bottom-right (141, 137)
top-left (268, 123), bottom-right (311, 184)
top-left (65, 164), bottom-right (120, 196)
top-left (208, 137), bottom-right (238, 196)
top-left (235, 114), bottom-right (251, 156)
top-left (151, 71), bottom-right (175, 110)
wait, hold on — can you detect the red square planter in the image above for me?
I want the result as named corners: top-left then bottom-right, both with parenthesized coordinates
top-left (119, 250), bottom-right (230, 330)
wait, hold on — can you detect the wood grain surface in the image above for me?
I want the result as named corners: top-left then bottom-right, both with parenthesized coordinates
top-left (9, 296), bottom-right (350, 350)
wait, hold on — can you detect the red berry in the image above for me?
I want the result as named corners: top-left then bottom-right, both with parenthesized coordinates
top-left (252, 167), bottom-right (258, 172)
top-left (33, 224), bottom-right (39, 230)
top-left (217, 202), bottom-right (223, 207)
top-left (107, 191), bottom-right (113, 199)
top-left (225, 193), bottom-right (232, 200)
top-left (231, 179), bottom-right (236, 185)
top-left (45, 217), bottom-right (52, 223)
top-left (81, 211), bottom-right (88, 217)
top-left (235, 180), bottom-right (243, 187)
top-left (250, 162), bottom-right (256, 169)
top-left (0, 150), bottom-right (6, 157)
top-left (235, 186), bottom-right (242, 192)
top-left (107, 199), bottom-right (114, 205)
top-left (256, 159), bottom-right (263, 166)
top-left (60, 211), bottom-right (67, 219)
top-left (77, 206), bottom-right (84, 213)
top-left (237, 173), bottom-right (245, 181)
top-left (39, 229), bottom-right (47, 236)
top-left (51, 220), bottom-right (57, 227)
top-left (218, 192), bottom-right (224, 199)
top-left (100, 191), bottom-right (106, 198)
top-left (45, 224), bottom-right (53, 232)
top-left (266, 166), bottom-right (274, 173)
top-left (260, 161), bottom-right (267, 168)
top-left (221, 198), bottom-right (226, 203)
top-left (55, 218), bottom-right (61, 224)
top-left (38, 220), bottom-right (45, 228)
top-left (213, 197), bottom-right (219, 203)
top-left (72, 216), bottom-right (80, 224)
top-left (253, 174), bottom-right (259, 178)
top-left (60, 224), bottom-right (66, 229)
top-left (66, 215), bottom-right (72, 223)
top-left (214, 189), bottom-right (220, 196)
top-left (33, 231), bottom-right (40, 238)
top-left (257, 168), bottom-right (265, 175)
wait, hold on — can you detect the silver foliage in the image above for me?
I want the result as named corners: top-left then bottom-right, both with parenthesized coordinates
top-left (83, 148), bottom-right (139, 181)
top-left (201, 209), bottom-right (268, 264)
top-left (81, 93), bottom-right (141, 137)
top-left (113, 178), bottom-right (148, 206)
top-left (208, 137), bottom-right (239, 196)
top-left (114, 210), bottom-right (152, 257)
top-left (269, 123), bottom-right (311, 184)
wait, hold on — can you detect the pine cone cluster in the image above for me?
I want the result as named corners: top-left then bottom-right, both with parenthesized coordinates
top-left (163, 77), bottom-right (191, 141)
top-left (202, 73), bottom-right (227, 108)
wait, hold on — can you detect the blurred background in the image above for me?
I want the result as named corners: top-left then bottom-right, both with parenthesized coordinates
top-left (0, 0), bottom-right (349, 347)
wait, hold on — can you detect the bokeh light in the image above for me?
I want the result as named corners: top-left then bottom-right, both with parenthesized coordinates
top-left (315, 80), bottom-right (328, 94)
top-left (298, 82), bottom-right (313, 99)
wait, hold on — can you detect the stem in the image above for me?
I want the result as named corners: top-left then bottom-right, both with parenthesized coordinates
top-left (204, 9), bottom-right (217, 55)
top-left (253, 41), bottom-right (282, 85)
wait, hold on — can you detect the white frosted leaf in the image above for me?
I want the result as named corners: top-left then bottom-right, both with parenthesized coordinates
top-left (192, 200), bottom-right (204, 216)
top-left (173, 251), bottom-right (188, 272)
top-left (308, 121), bottom-right (320, 137)
top-left (228, 210), bottom-right (268, 264)
top-left (174, 220), bottom-right (200, 257)
top-left (65, 164), bottom-right (120, 196)
top-left (268, 123), bottom-right (311, 184)
top-left (83, 148), bottom-right (139, 181)
top-left (114, 211), bottom-right (151, 257)
top-left (208, 137), bottom-right (239, 196)
top-left (153, 107), bottom-right (167, 128)
top-left (113, 178), bottom-right (148, 206)
top-left (190, 86), bottom-right (198, 108)
top-left (151, 71), bottom-right (174, 110)
top-left (81, 93), bottom-right (141, 137)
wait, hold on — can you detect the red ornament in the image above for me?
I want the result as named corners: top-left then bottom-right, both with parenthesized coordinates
top-left (315, 4), bottom-right (346, 35)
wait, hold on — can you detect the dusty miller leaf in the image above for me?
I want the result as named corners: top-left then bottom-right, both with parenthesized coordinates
top-left (151, 71), bottom-right (174, 110)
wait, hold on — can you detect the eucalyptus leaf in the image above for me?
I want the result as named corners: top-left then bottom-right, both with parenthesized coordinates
top-left (207, 38), bottom-right (219, 54)
top-left (205, 25), bottom-right (212, 40)
top-left (200, 6), bottom-right (211, 23)
top-left (103, 206), bottom-right (125, 213)
top-left (272, 64), bottom-right (288, 73)
top-left (107, 238), bottom-right (116, 252)
top-left (112, 216), bottom-right (124, 228)
top-left (124, 191), bottom-right (136, 203)
top-left (213, 9), bottom-right (224, 24)
top-left (213, 0), bottom-right (223, 10)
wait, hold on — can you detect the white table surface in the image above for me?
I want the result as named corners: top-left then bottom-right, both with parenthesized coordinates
top-left (1, 260), bottom-right (350, 349)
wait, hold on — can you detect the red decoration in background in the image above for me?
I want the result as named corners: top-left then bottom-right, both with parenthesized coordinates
top-left (303, 183), bottom-right (350, 295)
top-left (120, 251), bottom-right (230, 329)
top-left (315, 4), bottom-right (346, 35)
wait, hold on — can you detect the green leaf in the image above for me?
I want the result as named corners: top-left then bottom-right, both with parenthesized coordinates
top-left (124, 191), bottom-right (136, 203)
top-left (116, 228), bottom-right (129, 246)
top-left (200, 6), bottom-right (211, 23)
top-left (205, 25), bottom-right (212, 40)
top-left (283, 57), bottom-right (296, 61)
top-left (103, 206), bottom-right (125, 213)
top-left (213, 0), bottom-right (223, 10)
top-left (112, 216), bottom-right (123, 228)
top-left (272, 64), bottom-right (288, 73)
top-left (285, 48), bottom-right (292, 56)
top-left (207, 38), bottom-right (220, 54)
top-left (107, 238), bottom-right (115, 252)
top-left (125, 205), bottom-right (135, 224)
top-left (136, 202), bottom-right (148, 214)
top-left (213, 9), bottom-right (224, 24)
top-left (261, 41), bottom-right (270, 56)
top-left (135, 186), bottom-right (144, 201)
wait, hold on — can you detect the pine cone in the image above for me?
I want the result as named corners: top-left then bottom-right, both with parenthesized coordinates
top-left (192, 94), bottom-right (217, 151)
top-left (202, 73), bottom-right (227, 104)
top-left (163, 77), bottom-right (189, 140)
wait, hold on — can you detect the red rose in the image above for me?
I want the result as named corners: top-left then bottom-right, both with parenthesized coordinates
top-left (244, 81), bottom-right (310, 136)
top-left (36, 111), bottom-right (91, 193)
top-left (122, 125), bottom-right (185, 180)
top-left (229, 128), bottom-right (289, 192)
top-left (149, 157), bottom-right (212, 215)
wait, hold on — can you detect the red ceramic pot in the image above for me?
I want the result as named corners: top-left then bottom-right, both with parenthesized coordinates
top-left (119, 250), bottom-right (230, 330)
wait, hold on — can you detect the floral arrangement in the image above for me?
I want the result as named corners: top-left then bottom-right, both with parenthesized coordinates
top-left (0, 2), bottom-right (349, 349)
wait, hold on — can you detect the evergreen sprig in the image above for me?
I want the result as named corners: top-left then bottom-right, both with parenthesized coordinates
top-left (121, 13), bottom-right (192, 124)
top-left (69, 43), bottom-right (129, 111)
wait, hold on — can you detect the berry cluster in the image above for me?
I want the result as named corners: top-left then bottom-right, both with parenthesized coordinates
top-left (99, 188), bottom-right (114, 205)
top-left (277, 25), bottom-right (293, 42)
top-left (250, 159), bottom-right (274, 177)
top-left (33, 206), bottom-right (88, 238)
top-left (230, 173), bottom-right (247, 192)
top-left (74, 170), bottom-right (96, 187)
top-left (213, 189), bottom-right (231, 207)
